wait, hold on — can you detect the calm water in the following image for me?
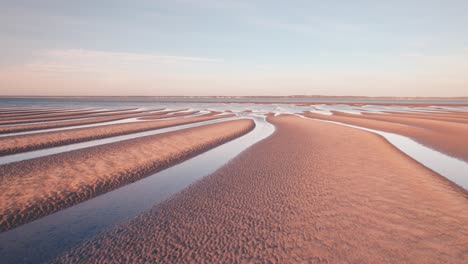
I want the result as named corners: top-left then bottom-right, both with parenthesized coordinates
top-left (1, 97), bottom-right (467, 109)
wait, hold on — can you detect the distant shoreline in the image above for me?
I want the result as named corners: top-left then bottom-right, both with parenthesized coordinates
top-left (1, 95), bottom-right (468, 100)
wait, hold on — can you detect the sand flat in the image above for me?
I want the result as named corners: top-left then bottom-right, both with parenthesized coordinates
top-left (140, 110), bottom-right (200, 120)
top-left (56, 115), bottom-right (468, 263)
top-left (0, 108), bottom-right (147, 125)
top-left (0, 109), bottom-right (85, 118)
top-left (0, 109), bottom-right (193, 134)
top-left (0, 112), bottom-right (148, 134)
top-left (0, 119), bottom-right (254, 232)
top-left (0, 113), bottom-right (234, 155)
top-left (352, 112), bottom-right (468, 133)
top-left (0, 108), bottom-right (127, 120)
top-left (304, 112), bottom-right (468, 162)
top-left (383, 111), bottom-right (468, 124)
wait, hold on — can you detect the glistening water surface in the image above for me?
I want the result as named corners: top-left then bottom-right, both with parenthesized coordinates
top-left (0, 116), bottom-right (275, 264)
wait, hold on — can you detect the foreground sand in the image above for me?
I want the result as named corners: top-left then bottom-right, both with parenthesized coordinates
top-left (0, 119), bottom-right (254, 232)
top-left (57, 115), bottom-right (468, 263)
top-left (304, 112), bottom-right (468, 162)
top-left (0, 113), bottom-right (234, 155)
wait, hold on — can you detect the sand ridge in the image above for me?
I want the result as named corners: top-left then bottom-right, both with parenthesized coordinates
top-left (0, 111), bottom-right (162, 134)
top-left (349, 112), bottom-right (468, 133)
top-left (140, 110), bottom-right (200, 120)
top-left (0, 108), bottom-right (147, 126)
top-left (0, 109), bottom-right (88, 119)
top-left (0, 110), bottom-right (196, 134)
top-left (303, 112), bottom-right (468, 162)
top-left (0, 113), bottom-right (235, 156)
top-left (55, 115), bottom-right (467, 263)
top-left (0, 119), bottom-right (255, 232)
top-left (382, 111), bottom-right (468, 124)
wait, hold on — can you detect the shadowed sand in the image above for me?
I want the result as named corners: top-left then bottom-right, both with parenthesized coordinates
top-left (0, 113), bottom-right (234, 156)
top-left (0, 119), bottom-right (254, 232)
top-left (304, 112), bottom-right (468, 162)
top-left (0, 108), bottom-right (146, 126)
top-left (56, 115), bottom-right (468, 263)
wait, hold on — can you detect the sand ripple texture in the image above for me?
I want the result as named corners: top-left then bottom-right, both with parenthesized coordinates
top-left (0, 108), bottom-right (144, 125)
top-left (57, 115), bottom-right (468, 264)
top-left (0, 113), bottom-right (233, 155)
top-left (304, 111), bottom-right (468, 162)
top-left (0, 119), bottom-right (254, 232)
top-left (380, 111), bottom-right (468, 124)
top-left (141, 110), bottom-right (200, 120)
top-left (0, 110), bottom-right (171, 134)
top-left (0, 108), bottom-right (93, 119)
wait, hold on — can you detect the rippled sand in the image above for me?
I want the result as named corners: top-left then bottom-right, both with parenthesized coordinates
top-left (0, 113), bottom-right (233, 155)
top-left (304, 111), bottom-right (468, 162)
top-left (56, 115), bottom-right (468, 263)
top-left (0, 119), bottom-right (254, 231)
top-left (0, 108), bottom-right (142, 125)
top-left (0, 110), bottom-right (167, 134)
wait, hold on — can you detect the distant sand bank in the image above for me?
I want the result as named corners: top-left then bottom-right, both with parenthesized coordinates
top-left (0, 113), bottom-right (233, 156)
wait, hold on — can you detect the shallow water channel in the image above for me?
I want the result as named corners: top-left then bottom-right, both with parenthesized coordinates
top-left (0, 115), bottom-right (236, 165)
top-left (0, 115), bottom-right (275, 263)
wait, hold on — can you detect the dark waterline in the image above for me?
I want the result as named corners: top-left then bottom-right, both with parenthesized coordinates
top-left (1, 97), bottom-right (467, 109)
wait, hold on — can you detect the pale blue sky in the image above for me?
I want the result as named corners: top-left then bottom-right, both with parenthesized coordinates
top-left (1, 0), bottom-right (467, 96)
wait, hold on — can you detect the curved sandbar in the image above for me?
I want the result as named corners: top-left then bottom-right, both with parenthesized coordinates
top-left (0, 108), bottom-right (140, 121)
top-left (0, 112), bottom-right (152, 134)
top-left (57, 115), bottom-right (468, 263)
top-left (304, 112), bottom-right (468, 162)
top-left (0, 108), bottom-right (147, 126)
top-left (0, 109), bottom-right (188, 135)
top-left (0, 119), bottom-right (255, 232)
top-left (382, 111), bottom-right (468, 124)
top-left (141, 110), bottom-right (200, 120)
top-left (0, 109), bottom-right (85, 119)
top-left (0, 113), bottom-right (234, 156)
top-left (344, 112), bottom-right (468, 133)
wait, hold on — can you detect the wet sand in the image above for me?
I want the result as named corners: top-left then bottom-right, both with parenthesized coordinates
top-left (380, 112), bottom-right (468, 124)
top-left (0, 112), bottom-right (146, 134)
top-left (386, 110), bottom-right (468, 118)
top-left (56, 115), bottom-right (467, 263)
top-left (0, 113), bottom-right (234, 156)
top-left (0, 109), bottom-right (189, 134)
top-left (348, 112), bottom-right (468, 133)
top-left (0, 108), bottom-right (146, 126)
top-left (141, 110), bottom-right (200, 120)
top-left (0, 119), bottom-right (254, 232)
top-left (0, 109), bottom-right (83, 119)
top-left (304, 112), bottom-right (468, 162)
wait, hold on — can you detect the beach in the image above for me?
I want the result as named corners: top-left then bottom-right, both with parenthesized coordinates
top-left (0, 100), bottom-right (467, 263)
top-left (56, 115), bottom-right (468, 263)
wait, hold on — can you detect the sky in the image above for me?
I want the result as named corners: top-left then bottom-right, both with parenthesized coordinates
top-left (1, 0), bottom-right (467, 97)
